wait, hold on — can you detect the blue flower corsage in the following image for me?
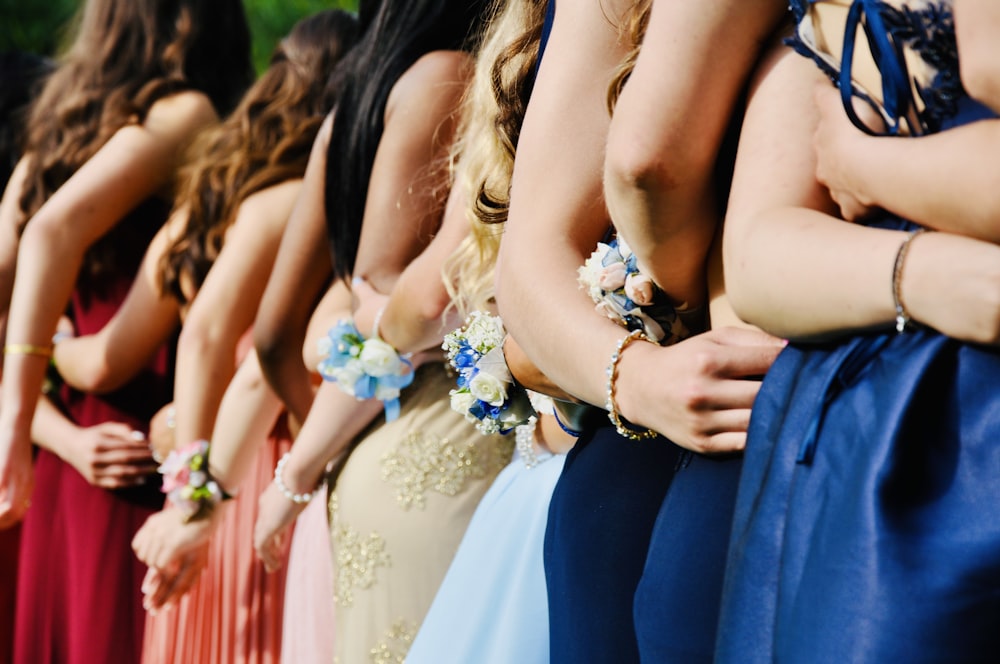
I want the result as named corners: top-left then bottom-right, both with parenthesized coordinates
top-left (317, 319), bottom-right (415, 422)
top-left (442, 311), bottom-right (536, 435)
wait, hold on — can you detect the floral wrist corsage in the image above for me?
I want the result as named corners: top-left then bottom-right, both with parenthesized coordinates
top-left (159, 439), bottom-right (232, 522)
top-left (442, 311), bottom-right (536, 435)
top-left (578, 235), bottom-right (691, 344)
top-left (317, 319), bottom-right (415, 422)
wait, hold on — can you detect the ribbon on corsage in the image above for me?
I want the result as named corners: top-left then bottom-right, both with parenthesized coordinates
top-left (317, 319), bottom-right (414, 421)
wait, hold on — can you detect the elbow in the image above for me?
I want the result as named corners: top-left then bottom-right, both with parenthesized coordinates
top-left (604, 126), bottom-right (714, 207)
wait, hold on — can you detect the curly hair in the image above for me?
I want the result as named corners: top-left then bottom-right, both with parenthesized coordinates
top-left (442, 0), bottom-right (548, 317)
top-left (158, 9), bottom-right (361, 303)
top-left (16, 0), bottom-right (253, 289)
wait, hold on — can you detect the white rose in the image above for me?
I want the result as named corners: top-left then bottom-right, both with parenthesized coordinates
top-left (450, 389), bottom-right (477, 414)
top-left (358, 339), bottom-right (403, 377)
top-left (188, 470), bottom-right (207, 488)
top-left (468, 370), bottom-right (508, 407)
top-left (316, 335), bottom-right (332, 358)
top-left (373, 382), bottom-right (401, 401)
top-left (330, 362), bottom-right (365, 394)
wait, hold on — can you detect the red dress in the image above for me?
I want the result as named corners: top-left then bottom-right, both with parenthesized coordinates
top-left (14, 202), bottom-right (174, 664)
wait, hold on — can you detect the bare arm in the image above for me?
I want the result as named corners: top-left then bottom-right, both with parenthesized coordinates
top-left (604, 0), bottom-right (786, 308)
top-left (254, 116), bottom-right (333, 426)
top-left (351, 50), bottom-right (469, 294)
top-left (352, 176), bottom-right (471, 352)
top-left (724, 47), bottom-right (1000, 345)
top-left (956, 0), bottom-right (1000, 111)
top-left (172, 180), bottom-right (300, 447)
top-left (53, 219), bottom-right (182, 393)
top-left (813, 87), bottom-right (1000, 242)
top-left (0, 90), bottom-right (217, 527)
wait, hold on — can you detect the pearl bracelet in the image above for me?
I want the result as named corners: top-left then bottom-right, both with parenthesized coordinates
top-left (273, 453), bottom-right (321, 505)
top-left (605, 329), bottom-right (658, 441)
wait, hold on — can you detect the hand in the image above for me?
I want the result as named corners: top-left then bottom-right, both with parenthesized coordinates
top-left (813, 85), bottom-right (880, 221)
top-left (0, 425), bottom-right (35, 529)
top-left (132, 505), bottom-right (216, 611)
top-left (253, 482), bottom-right (305, 573)
top-left (350, 276), bottom-right (390, 339)
top-left (148, 403), bottom-right (176, 463)
top-left (61, 422), bottom-right (158, 489)
top-left (616, 327), bottom-right (785, 454)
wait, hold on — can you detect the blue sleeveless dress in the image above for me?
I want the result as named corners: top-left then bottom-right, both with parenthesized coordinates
top-left (717, 2), bottom-right (1000, 662)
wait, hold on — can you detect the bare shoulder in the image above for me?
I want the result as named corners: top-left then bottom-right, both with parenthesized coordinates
top-left (386, 50), bottom-right (472, 116)
top-left (143, 90), bottom-right (219, 138)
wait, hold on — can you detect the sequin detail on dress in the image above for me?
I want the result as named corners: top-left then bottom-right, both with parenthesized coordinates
top-left (380, 430), bottom-right (514, 510)
top-left (330, 494), bottom-right (391, 608)
top-left (369, 620), bottom-right (418, 664)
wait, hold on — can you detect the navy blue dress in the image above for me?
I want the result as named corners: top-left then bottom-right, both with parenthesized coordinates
top-left (545, 423), bottom-right (681, 663)
top-left (717, 2), bottom-right (1000, 662)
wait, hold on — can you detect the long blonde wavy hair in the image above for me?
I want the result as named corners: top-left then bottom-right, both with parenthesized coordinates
top-left (443, 0), bottom-right (548, 317)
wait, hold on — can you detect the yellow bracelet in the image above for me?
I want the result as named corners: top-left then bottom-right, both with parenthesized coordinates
top-left (4, 343), bottom-right (53, 359)
top-left (605, 329), bottom-right (658, 441)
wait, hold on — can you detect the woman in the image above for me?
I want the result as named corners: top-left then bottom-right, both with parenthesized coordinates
top-left (51, 11), bottom-right (358, 663)
top-left (250, 1), bottom-right (515, 661)
top-left (717, 1), bottom-right (1000, 661)
top-left (494, 0), bottom-right (784, 660)
top-left (0, 1), bottom-right (252, 662)
top-left (400, 2), bottom-right (579, 661)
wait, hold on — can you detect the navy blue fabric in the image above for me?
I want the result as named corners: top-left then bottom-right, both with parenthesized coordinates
top-left (717, 3), bottom-right (1000, 662)
top-left (633, 453), bottom-right (744, 662)
top-left (544, 423), bottom-right (681, 663)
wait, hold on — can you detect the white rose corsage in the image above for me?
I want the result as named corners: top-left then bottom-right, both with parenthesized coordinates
top-left (317, 319), bottom-right (415, 422)
top-left (442, 311), bottom-right (536, 435)
top-left (578, 235), bottom-right (691, 344)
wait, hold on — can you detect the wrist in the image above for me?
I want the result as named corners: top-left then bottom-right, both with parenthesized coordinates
top-left (604, 330), bottom-right (658, 440)
top-left (273, 452), bottom-right (323, 505)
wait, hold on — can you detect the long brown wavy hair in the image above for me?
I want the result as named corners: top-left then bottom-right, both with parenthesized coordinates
top-left (16, 0), bottom-right (253, 290)
top-left (442, 0), bottom-right (548, 316)
top-left (158, 9), bottom-right (361, 304)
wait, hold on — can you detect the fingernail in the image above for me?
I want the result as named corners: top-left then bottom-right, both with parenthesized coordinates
top-left (131, 430), bottom-right (146, 442)
top-left (781, 339), bottom-right (789, 347)
top-left (351, 276), bottom-right (363, 286)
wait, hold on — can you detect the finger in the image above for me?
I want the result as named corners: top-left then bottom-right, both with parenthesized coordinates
top-left (95, 421), bottom-right (145, 440)
top-left (161, 556), bottom-right (205, 606)
top-left (146, 563), bottom-right (182, 611)
top-left (700, 431), bottom-right (748, 455)
top-left (94, 447), bottom-right (156, 466)
top-left (692, 378), bottom-right (764, 412)
top-left (700, 408), bottom-right (754, 436)
top-left (712, 343), bottom-right (783, 380)
top-left (708, 326), bottom-right (785, 349)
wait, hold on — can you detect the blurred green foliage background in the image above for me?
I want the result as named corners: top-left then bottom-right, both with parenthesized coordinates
top-left (0, 0), bottom-right (359, 73)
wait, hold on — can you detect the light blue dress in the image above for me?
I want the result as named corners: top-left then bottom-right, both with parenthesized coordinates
top-left (405, 445), bottom-right (565, 663)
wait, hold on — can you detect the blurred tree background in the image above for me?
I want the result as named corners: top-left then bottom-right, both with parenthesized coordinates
top-left (0, 0), bottom-right (358, 73)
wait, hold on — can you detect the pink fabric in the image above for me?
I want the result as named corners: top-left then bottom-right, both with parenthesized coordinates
top-left (141, 423), bottom-right (291, 664)
top-left (281, 484), bottom-right (335, 664)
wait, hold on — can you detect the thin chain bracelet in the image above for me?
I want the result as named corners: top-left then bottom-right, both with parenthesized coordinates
top-left (605, 329), bottom-right (658, 441)
top-left (274, 452), bottom-right (321, 505)
top-left (892, 228), bottom-right (927, 333)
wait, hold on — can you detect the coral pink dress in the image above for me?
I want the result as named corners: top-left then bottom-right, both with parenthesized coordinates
top-left (141, 337), bottom-right (292, 664)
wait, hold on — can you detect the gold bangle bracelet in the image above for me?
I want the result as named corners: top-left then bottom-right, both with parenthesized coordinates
top-left (4, 343), bottom-right (53, 358)
top-left (605, 329), bottom-right (658, 441)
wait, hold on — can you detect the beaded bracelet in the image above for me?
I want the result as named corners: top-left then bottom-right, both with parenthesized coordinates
top-left (891, 228), bottom-right (927, 333)
top-left (605, 329), bottom-right (658, 441)
top-left (273, 452), bottom-right (321, 505)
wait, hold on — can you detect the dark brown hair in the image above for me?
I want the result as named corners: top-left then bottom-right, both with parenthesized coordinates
top-left (16, 0), bottom-right (253, 290)
top-left (158, 9), bottom-right (361, 303)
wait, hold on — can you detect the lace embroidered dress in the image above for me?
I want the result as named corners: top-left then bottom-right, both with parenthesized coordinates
top-left (327, 362), bottom-right (513, 664)
top-left (716, 2), bottom-right (1000, 662)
